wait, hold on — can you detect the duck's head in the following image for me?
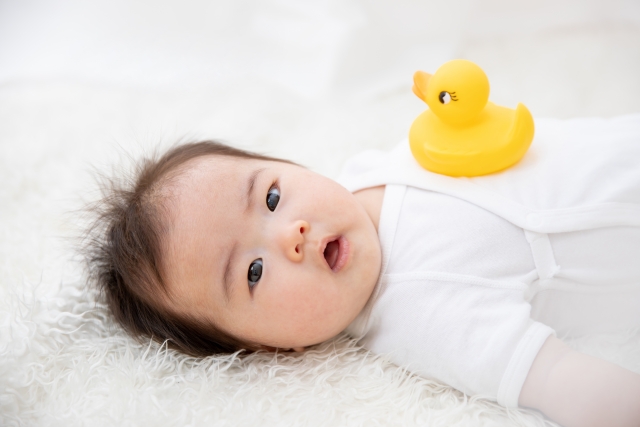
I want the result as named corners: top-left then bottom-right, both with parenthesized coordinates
top-left (412, 59), bottom-right (490, 126)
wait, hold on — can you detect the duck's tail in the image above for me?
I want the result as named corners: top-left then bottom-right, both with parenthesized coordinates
top-left (505, 103), bottom-right (535, 164)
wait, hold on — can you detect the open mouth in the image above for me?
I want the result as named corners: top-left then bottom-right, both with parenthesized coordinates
top-left (322, 236), bottom-right (349, 272)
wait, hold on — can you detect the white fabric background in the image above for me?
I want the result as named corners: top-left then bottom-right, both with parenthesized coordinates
top-left (1, 0), bottom-right (639, 425)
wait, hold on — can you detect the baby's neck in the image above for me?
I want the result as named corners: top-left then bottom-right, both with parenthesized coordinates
top-left (353, 186), bottom-right (385, 232)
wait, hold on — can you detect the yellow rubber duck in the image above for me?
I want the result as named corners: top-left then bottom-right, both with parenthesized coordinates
top-left (409, 59), bottom-right (535, 177)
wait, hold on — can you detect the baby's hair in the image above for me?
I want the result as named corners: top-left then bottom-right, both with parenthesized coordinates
top-left (84, 140), bottom-right (294, 357)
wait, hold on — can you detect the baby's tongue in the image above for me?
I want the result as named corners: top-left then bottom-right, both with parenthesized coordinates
top-left (324, 240), bottom-right (339, 269)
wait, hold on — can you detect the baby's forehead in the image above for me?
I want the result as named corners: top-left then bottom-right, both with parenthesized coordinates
top-left (179, 154), bottom-right (249, 178)
top-left (170, 155), bottom-right (257, 194)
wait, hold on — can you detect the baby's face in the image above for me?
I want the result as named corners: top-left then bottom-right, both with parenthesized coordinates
top-left (162, 155), bottom-right (381, 350)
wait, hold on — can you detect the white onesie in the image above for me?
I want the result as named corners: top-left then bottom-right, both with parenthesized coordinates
top-left (337, 114), bottom-right (640, 408)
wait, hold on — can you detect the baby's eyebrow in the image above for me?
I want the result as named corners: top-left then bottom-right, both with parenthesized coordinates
top-left (245, 168), bottom-right (266, 213)
top-left (222, 242), bottom-right (238, 305)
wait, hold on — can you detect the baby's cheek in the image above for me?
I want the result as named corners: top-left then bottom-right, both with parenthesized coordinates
top-left (297, 282), bottom-right (344, 321)
top-left (266, 280), bottom-right (317, 317)
top-left (277, 281), bottom-right (318, 313)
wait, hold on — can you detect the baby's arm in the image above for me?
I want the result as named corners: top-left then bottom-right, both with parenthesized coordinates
top-left (519, 336), bottom-right (640, 427)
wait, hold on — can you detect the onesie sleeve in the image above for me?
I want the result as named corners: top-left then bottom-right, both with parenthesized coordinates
top-left (356, 272), bottom-right (555, 407)
top-left (496, 320), bottom-right (554, 407)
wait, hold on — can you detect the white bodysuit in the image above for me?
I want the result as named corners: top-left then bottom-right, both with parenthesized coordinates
top-left (337, 114), bottom-right (640, 408)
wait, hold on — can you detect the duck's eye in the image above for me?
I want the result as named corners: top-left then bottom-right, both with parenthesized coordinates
top-left (266, 186), bottom-right (280, 211)
top-left (248, 259), bottom-right (263, 288)
top-left (439, 91), bottom-right (452, 104)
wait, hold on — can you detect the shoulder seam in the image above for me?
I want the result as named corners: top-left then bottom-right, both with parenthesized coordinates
top-left (383, 271), bottom-right (528, 290)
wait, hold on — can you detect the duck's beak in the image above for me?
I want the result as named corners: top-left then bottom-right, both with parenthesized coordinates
top-left (412, 71), bottom-right (431, 103)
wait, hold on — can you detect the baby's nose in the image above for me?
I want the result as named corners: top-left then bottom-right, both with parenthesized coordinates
top-left (281, 220), bottom-right (309, 262)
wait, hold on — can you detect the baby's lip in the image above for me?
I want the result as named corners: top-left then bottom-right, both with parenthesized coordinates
top-left (320, 235), bottom-right (350, 273)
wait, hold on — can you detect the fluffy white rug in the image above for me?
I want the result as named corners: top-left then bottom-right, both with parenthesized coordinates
top-left (1, 1), bottom-right (640, 425)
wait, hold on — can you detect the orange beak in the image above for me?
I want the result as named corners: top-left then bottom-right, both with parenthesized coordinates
top-left (412, 71), bottom-right (432, 103)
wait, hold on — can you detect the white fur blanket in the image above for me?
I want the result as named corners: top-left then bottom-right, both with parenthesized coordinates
top-left (1, 1), bottom-right (640, 425)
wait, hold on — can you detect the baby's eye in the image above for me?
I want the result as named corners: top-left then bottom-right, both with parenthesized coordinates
top-left (266, 186), bottom-right (280, 212)
top-left (439, 91), bottom-right (452, 104)
top-left (248, 259), bottom-right (263, 289)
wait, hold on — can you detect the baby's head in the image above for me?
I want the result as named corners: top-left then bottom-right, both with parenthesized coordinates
top-left (87, 141), bottom-right (381, 356)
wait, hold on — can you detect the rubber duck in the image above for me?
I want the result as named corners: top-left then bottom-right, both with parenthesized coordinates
top-left (409, 59), bottom-right (534, 177)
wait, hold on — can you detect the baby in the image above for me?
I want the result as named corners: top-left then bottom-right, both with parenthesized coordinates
top-left (87, 115), bottom-right (640, 427)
